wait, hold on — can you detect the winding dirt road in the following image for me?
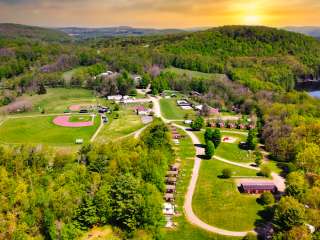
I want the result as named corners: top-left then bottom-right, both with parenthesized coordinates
top-left (151, 96), bottom-right (285, 236)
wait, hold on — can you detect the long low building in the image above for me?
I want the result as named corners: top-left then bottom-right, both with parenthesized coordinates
top-left (240, 182), bottom-right (278, 194)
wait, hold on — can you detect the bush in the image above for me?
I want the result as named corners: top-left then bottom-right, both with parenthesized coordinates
top-left (191, 116), bottom-right (204, 131)
top-left (205, 141), bottom-right (215, 159)
top-left (260, 192), bottom-right (275, 205)
top-left (259, 164), bottom-right (271, 177)
top-left (222, 168), bottom-right (233, 178)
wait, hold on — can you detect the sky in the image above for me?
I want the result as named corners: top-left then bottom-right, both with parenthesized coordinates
top-left (0, 0), bottom-right (319, 28)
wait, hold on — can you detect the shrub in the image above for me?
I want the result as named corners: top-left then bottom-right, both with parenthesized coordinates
top-left (260, 192), bottom-right (275, 205)
top-left (222, 168), bottom-right (233, 178)
top-left (259, 164), bottom-right (271, 177)
top-left (205, 141), bottom-right (215, 159)
top-left (191, 116), bottom-right (204, 131)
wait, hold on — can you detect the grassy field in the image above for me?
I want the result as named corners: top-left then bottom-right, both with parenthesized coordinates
top-left (0, 115), bottom-right (100, 146)
top-left (80, 226), bottom-right (121, 240)
top-left (69, 115), bottom-right (92, 122)
top-left (95, 107), bottom-right (145, 143)
top-left (160, 98), bottom-right (195, 120)
top-left (164, 67), bottom-right (227, 80)
top-left (193, 159), bottom-right (263, 231)
top-left (195, 130), bottom-right (255, 163)
top-left (162, 127), bottom-right (241, 240)
top-left (0, 88), bottom-right (98, 115)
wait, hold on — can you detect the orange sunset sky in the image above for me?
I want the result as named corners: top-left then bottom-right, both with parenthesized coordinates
top-left (0, 0), bottom-right (319, 28)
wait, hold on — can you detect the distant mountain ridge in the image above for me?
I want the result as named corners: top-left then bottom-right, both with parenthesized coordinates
top-left (59, 26), bottom-right (186, 39)
top-left (0, 23), bottom-right (71, 42)
top-left (284, 26), bottom-right (320, 39)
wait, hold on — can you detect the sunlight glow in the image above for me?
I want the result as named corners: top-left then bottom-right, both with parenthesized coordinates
top-left (244, 15), bottom-right (262, 25)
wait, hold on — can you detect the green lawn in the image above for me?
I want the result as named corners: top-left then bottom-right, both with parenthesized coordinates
top-left (163, 67), bottom-right (226, 80)
top-left (95, 107), bottom-right (145, 143)
top-left (162, 128), bottom-right (241, 240)
top-left (0, 88), bottom-right (98, 115)
top-left (160, 98), bottom-right (195, 120)
top-left (195, 130), bottom-right (254, 163)
top-left (193, 160), bottom-right (263, 231)
top-left (0, 115), bottom-right (100, 146)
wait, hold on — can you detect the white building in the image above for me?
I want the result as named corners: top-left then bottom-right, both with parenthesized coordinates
top-left (107, 95), bottom-right (122, 101)
top-left (163, 202), bottom-right (175, 215)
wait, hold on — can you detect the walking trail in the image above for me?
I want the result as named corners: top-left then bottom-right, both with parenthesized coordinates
top-left (151, 96), bottom-right (285, 236)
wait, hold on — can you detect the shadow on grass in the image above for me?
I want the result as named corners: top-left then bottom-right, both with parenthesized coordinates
top-left (194, 143), bottom-right (206, 148)
top-left (254, 206), bottom-right (275, 240)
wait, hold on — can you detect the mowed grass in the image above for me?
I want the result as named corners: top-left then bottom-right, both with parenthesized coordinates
top-left (193, 160), bottom-right (263, 231)
top-left (0, 88), bottom-right (98, 115)
top-left (95, 108), bottom-right (145, 143)
top-left (164, 67), bottom-right (226, 80)
top-left (196, 130), bottom-right (254, 163)
top-left (162, 127), bottom-right (240, 240)
top-left (69, 115), bottom-right (92, 122)
top-left (160, 98), bottom-right (195, 120)
top-left (0, 115), bottom-right (100, 146)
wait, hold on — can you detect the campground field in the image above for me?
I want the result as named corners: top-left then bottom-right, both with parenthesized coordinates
top-left (0, 114), bottom-right (100, 146)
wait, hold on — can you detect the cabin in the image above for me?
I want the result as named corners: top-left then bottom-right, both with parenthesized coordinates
top-left (75, 139), bottom-right (84, 144)
top-left (240, 182), bottom-right (278, 194)
top-left (227, 122), bottom-right (236, 129)
top-left (170, 163), bottom-right (181, 171)
top-left (107, 95), bottom-right (122, 101)
top-left (166, 170), bottom-right (178, 177)
top-left (238, 123), bottom-right (246, 129)
top-left (195, 105), bottom-right (203, 111)
top-left (190, 91), bottom-right (201, 97)
top-left (164, 193), bottom-right (174, 202)
top-left (135, 106), bottom-right (149, 115)
top-left (163, 203), bottom-right (175, 215)
top-left (216, 122), bottom-right (225, 128)
top-left (209, 107), bottom-right (219, 115)
top-left (166, 185), bottom-right (176, 193)
top-left (184, 120), bottom-right (192, 125)
top-left (165, 177), bottom-right (177, 185)
top-left (172, 133), bottom-right (181, 139)
top-left (177, 100), bottom-right (191, 107)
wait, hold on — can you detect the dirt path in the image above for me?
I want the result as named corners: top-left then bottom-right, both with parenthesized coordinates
top-left (173, 124), bottom-right (252, 237)
top-left (90, 116), bottom-right (103, 142)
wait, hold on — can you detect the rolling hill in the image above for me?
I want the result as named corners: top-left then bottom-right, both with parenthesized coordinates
top-left (285, 26), bottom-right (320, 39)
top-left (0, 23), bottom-right (71, 42)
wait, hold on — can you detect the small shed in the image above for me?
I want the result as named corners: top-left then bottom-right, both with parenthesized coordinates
top-left (166, 185), bottom-right (176, 193)
top-left (164, 193), bottom-right (175, 202)
top-left (163, 203), bottom-right (175, 215)
top-left (166, 171), bottom-right (178, 177)
top-left (240, 183), bottom-right (277, 194)
top-left (165, 177), bottom-right (177, 185)
top-left (75, 139), bottom-right (84, 144)
top-left (170, 163), bottom-right (181, 171)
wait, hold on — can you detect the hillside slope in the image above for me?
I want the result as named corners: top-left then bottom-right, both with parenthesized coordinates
top-left (153, 26), bottom-right (320, 91)
top-left (0, 23), bottom-right (71, 42)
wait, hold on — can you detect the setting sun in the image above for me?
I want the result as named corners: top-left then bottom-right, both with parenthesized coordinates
top-left (244, 15), bottom-right (262, 25)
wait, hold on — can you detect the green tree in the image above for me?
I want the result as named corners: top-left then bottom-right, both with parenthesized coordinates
top-left (259, 192), bottom-right (275, 205)
top-left (285, 172), bottom-right (307, 201)
top-left (254, 150), bottom-right (263, 166)
top-left (204, 128), bottom-right (213, 143)
top-left (259, 164), bottom-right (271, 177)
top-left (246, 129), bottom-right (257, 150)
top-left (221, 168), bottom-right (232, 178)
top-left (74, 197), bottom-right (99, 230)
top-left (212, 129), bottom-right (222, 148)
top-left (205, 141), bottom-right (215, 159)
top-left (273, 196), bottom-right (305, 231)
top-left (37, 82), bottom-right (47, 95)
top-left (286, 225), bottom-right (312, 240)
top-left (296, 143), bottom-right (320, 175)
top-left (191, 116), bottom-right (204, 131)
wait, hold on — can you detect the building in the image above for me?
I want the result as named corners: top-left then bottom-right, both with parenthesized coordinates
top-left (166, 185), bottom-right (176, 193)
top-left (165, 177), bottom-right (177, 185)
top-left (135, 106), bottom-right (149, 115)
top-left (166, 170), bottom-right (178, 177)
top-left (75, 139), bottom-right (84, 144)
top-left (184, 120), bottom-right (192, 125)
top-left (209, 107), bottom-right (219, 115)
top-left (163, 203), bottom-right (175, 215)
top-left (164, 193), bottom-right (174, 202)
top-left (195, 105), bottom-right (203, 111)
top-left (177, 100), bottom-right (191, 107)
top-left (240, 182), bottom-right (278, 194)
top-left (170, 163), bottom-right (181, 171)
top-left (107, 95), bottom-right (122, 101)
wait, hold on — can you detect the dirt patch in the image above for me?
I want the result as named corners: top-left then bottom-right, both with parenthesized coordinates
top-left (222, 136), bottom-right (237, 143)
